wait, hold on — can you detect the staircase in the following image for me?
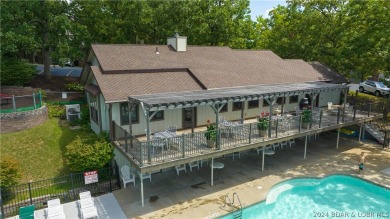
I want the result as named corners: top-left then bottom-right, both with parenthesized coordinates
top-left (364, 122), bottom-right (385, 144)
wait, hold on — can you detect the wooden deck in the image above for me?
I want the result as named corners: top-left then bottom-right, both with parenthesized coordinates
top-left (113, 107), bottom-right (384, 173)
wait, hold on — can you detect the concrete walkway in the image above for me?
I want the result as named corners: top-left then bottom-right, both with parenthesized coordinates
top-left (113, 132), bottom-right (390, 219)
top-left (8, 193), bottom-right (126, 219)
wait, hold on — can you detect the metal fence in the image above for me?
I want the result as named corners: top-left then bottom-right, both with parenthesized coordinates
top-left (0, 165), bottom-right (121, 218)
top-left (44, 91), bottom-right (85, 105)
top-left (0, 91), bottom-right (86, 114)
top-left (0, 92), bottom-right (43, 113)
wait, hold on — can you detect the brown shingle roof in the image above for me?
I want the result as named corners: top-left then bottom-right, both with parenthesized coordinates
top-left (87, 44), bottom-right (347, 103)
top-left (91, 66), bottom-right (204, 102)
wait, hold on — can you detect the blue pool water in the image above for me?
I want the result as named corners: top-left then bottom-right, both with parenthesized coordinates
top-left (220, 175), bottom-right (390, 219)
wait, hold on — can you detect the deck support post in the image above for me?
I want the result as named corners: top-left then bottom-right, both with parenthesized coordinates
top-left (309, 93), bottom-right (319, 129)
top-left (359, 123), bottom-right (363, 142)
top-left (262, 145), bottom-right (265, 171)
top-left (211, 157), bottom-right (214, 186)
top-left (265, 97), bottom-right (277, 138)
top-left (341, 89), bottom-right (348, 122)
top-left (139, 172), bottom-right (144, 206)
top-left (304, 135), bottom-right (308, 159)
top-left (336, 127), bottom-right (340, 149)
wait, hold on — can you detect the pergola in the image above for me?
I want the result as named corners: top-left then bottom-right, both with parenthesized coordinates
top-left (126, 82), bottom-right (350, 205)
top-left (128, 82), bottom-right (349, 143)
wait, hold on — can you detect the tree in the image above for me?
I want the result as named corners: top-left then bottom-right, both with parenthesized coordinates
top-left (1, 0), bottom-right (75, 81)
top-left (254, 0), bottom-right (389, 80)
top-left (0, 59), bottom-right (37, 86)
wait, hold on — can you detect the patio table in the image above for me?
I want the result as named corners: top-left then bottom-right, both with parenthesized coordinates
top-left (154, 131), bottom-right (177, 150)
top-left (154, 131), bottom-right (176, 139)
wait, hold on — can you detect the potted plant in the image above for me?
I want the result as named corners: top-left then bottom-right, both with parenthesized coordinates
top-left (301, 109), bottom-right (311, 129)
top-left (257, 112), bottom-right (269, 137)
top-left (205, 120), bottom-right (216, 148)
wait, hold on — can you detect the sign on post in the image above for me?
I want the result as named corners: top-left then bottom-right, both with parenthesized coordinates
top-left (84, 170), bottom-right (98, 185)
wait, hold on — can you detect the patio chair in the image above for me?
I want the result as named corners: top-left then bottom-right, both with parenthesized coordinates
top-left (280, 141), bottom-right (288, 149)
top-left (151, 134), bottom-right (165, 153)
top-left (47, 198), bottom-right (61, 208)
top-left (78, 191), bottom-right (98, 219)
top-left (272, 142), bottom-right (282, 150)
top-left (120, 165), bottom-right (136, 188)
top-left (231, 124), bottom-right (246, 139)
top-left (328, 102), bottom-right (333, 110)
top-left (140, 172), bottom-right (152, 182)
top-left (46, 205), bottom-right (65, 219)
top-left (188, 161), bottom-right (200, 172)
top-left (175, 164), bottom-right (186, 175)
top-left (289, 138), bottom-right (296, 147)
top-left (167, 125), bottom-right (177, 133)
top-left (18, 205), bottom-right (35, 219)
top-left (256, 145), bottom-right (273, 155)
top-left (79, 191), bottom-right (92, 200)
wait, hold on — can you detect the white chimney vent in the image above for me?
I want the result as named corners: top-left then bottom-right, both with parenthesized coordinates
top-left (167, 33), bottom-right (187, 52)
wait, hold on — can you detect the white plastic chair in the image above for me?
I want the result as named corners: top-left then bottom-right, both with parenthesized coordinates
top-left (79, 191), bottom-right (91, 200)
top-left (175, 164), bottom-right (186, 175)
top-left (289, 139), bottom-right (296, 147)
top-left (328, 102), bottom-right (333, 110)
top-left (151, 134), bottom-right (165, 153)
top-left (140, 172), bottom-right (152, 182)
top-left (272, 142), bottom-right (281, 150)
top-left (256, 145), bottom-right (273, 155)
top-left (120, 165), bottom-right (135, 188)
top-left (188, 161), bottom-right (199, 172)
top-left (280, 141), bottom-right (288, 149)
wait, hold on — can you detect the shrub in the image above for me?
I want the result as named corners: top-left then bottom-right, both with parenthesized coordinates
top-left (65, 83), bottom-right (84, 91)
top-left (65, 133), bottom-right (114, 172)
top-left (0, 59), bottom-right (36, 86)
top-left (47, 103), bottom-right (65, 118)
top-left (0, 156), bottom-right (20, 188)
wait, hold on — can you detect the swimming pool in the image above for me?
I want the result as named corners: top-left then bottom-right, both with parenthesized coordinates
top-left (220, 174), bottom-right (390, 219)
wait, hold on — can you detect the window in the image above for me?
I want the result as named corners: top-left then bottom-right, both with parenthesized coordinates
top-left (89, 95), bottom-right (99, 124)
top-left (248, 100), bottom-right (259, 109)
top-left (120, 103), bottom-right (139, 125)
top-left (219, 104), bottom-right (228, 113)
top-left (233, 102), bottom-right (243, 111)
top-left (263, 99), bottom-right (269, 107)
top-left (289, 95), bottom-right (298, 104)
top-left (276, 97), bottom-right (286, 105)
top-left (151, 110), bottom-right (164, 121)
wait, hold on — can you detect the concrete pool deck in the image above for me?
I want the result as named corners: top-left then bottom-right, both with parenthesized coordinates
top-left (113, 132), bottom-right (390, 219)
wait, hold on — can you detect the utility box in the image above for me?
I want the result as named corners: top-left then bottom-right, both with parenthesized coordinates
top-left (65, 104), bottom-right (81, 121)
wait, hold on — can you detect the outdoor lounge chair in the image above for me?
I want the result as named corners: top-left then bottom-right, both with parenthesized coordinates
top-left (120, 165), bottom-right (136, 188)
top-left (45, 198), bottom-right (65, 219)
top-left (18, 205), bottom-right (35, 219)
top-left (78, 191), bottom-right (99, 219)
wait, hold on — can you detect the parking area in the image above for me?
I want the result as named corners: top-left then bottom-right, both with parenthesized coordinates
top-left (36, 65), bottom-right (82, 77)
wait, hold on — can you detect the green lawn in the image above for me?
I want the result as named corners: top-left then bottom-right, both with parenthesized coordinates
top-left (0, 118), bottom-right (88, 183)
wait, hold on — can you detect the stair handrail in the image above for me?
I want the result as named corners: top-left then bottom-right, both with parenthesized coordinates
top-left (232, 192), bottom-right (243, 217)
top-left (223, 194), bottom-right (233, 208)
